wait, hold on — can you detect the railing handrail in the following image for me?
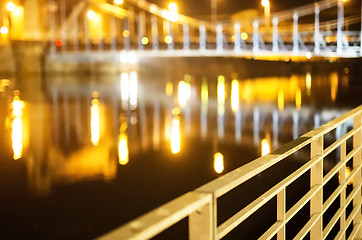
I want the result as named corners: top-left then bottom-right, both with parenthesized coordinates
top-left (198, 105), bottom-right (362, 198)
top-left (98, 104), bottom-right (362, 239)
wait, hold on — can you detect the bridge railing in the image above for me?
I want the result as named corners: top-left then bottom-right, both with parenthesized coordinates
top-left (48, 0), bottom-right (362, 57)
top-left (97, 105), bottom-right (362, 239)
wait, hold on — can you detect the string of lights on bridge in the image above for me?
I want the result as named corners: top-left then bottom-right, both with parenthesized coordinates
top-left (1, 0), bottom-right (361, 58)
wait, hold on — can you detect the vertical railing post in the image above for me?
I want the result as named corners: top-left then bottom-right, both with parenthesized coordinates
top-left (124, 18), bottom-right (130, 50)
top-left (60, 0), bottom-right (67, 52)
top-left (110, 4), bottom-right (117, 51)
top-left (151, 15), bottom-right (158, 50)
top-left (253, 107), bottom-right (260, 145)
top-left (277, 188), bottom-right (286, 240)
top-left (138, 11), bottom-right (145, 50)
top-left (199, 25), bottom-right (206, 51)
top-left (272, 16), bottom-right (278, 52)
top-left (337, 0), bottom-right (344, 54)
top-left (353, 113), bottom-right (362, 235)
top-left (73, 8), bottom-right (79, 51)
top-left (189, 194), bottom-right (216, 240)
top-left (234, 23), bottom-right (241, 52)
top-left (314, 3), bottom-right (320, 55)
top-left (310, 135), bottom-right (323, 239)
top-left (293, 110), bottom-right (299, 139)
top-left (98, 13), bottom-right (104, 52)
top-left (273, 109), bottom-right (279, 148)
top-left (168, 21), bottom-right (174, 50)
top-left (49, 0), bottom-right (56, 54)
top-left (293, 12), bottom-right (299, 53)
top-left (339, 140), bottom-right (347, 239)
top-left (129, 6), bottom-right (134, 47)
top-left (183, 24), bottom-right (190, 50)
top-left (253, 19), bottom-right (259, 52)
top-left (84, 9), bottom-right (90, 51)
top-left (216, 24), bottom-right (223, 51)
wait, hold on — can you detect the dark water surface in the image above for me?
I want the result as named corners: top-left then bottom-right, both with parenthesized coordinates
top-left (0, 59), bottom-right (361, 239)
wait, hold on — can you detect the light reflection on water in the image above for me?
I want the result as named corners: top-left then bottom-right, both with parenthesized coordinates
top-left (0, 70), bottom-right (355, 189)
top-left (118, 121), bottom-right (129, 165)
top-left (90, 91), bottom-right (100, 146)
top-left (0, 66), bottom-right (359, 238)
top-left (10, 91), bottom-right (25, 160)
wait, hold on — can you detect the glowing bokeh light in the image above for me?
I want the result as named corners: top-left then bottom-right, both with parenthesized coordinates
top-left (261, 0), bottom-right (270, 7)
top-left (114, 0), bottom-right (124, 5)
top-left (162, 10), bottom-right (169, 19)
top-left (201, 79), bottom-right (208, 104)
top-left (141, 36), bottom-right (149, 45)
top-left (6, 2), bottom-right (16, 11)
top-left (168, 3), bottom-right (178, 12)
top-left (170, 117), bottom-right (181, 154)
top-left (12, 117), bottom-right (22, 160)
top-left (90, 91), bottom-right (100, 146)
top-left (277, 90), bottom-right (284, 112)
top-left (162, 10), bottom-right (178, 22)
top-left (123, 29), bottom-right (130, 38)
top-left (217, 75), bottom-right (226, 115)
top-left (166, 81), bottom-right (173, 96)
top-left (217, 75), bottom-right (225, 104)
top-left (214, 152), bottom-right (224, 174)
top-left (231, 79), bottom-right (239, 112)
top-left (11, 93), bottom-right (24, 160)
top-left (118, 133), bottom-right (128, 165)
top-left (13, 6), bottom-right (23, 16)
top-left (217, 75), bottom-right (226, 116)
top-left (118, 122), bottom-right (129, 165)
top-left (171, 107), bottom-right (180, 116)
top-left (261, 139), bottom-right (270, 156)
top-left (150, 4), bottom-right (157, 13)
top-left (11, 94), bottom-right (24, 118)
top-left (295, 88), bottom-right (301, 110)
top-left (178, 80), bottom-right (191, 108)
top-left (164, 35), bottom-right (173, 44)
top-left (241, 32), bottom-right (248, 40)
top-left (330, 72), bottom-right (338, 102)
top-left (306, 72), bottom-right (311, 96)
top-left (1, 26), bottom-right (9, 35)
top-left (55, 39), bottom-right (63, 47)
top-left (306, 52), bottom-right (312, 59)
top-left (87, 10), bottom-right (96, 20)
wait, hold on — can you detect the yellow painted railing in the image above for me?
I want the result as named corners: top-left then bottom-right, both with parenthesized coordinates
top-left (98, 105), bottom-right (362, 240)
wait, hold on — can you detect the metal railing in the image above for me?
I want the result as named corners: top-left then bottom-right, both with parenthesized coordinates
top-left (49, 0), bottom-right (362, 58)
top-left (97, 105), bottom-right (362, 240)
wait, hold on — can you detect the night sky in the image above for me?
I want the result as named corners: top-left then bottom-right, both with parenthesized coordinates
top-left (147, 0), bottom-right (317, 18)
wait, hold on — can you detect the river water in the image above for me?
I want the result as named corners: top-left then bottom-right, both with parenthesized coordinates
top-left (0, 58), bottom-right (361, 239)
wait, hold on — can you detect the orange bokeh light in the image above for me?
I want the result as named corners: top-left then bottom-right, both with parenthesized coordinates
top-left (55, 39), bottom-right (63, 47)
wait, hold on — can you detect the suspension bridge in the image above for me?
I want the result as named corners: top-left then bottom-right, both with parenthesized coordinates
top-left (45, 0), bottom-right (362, 62)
